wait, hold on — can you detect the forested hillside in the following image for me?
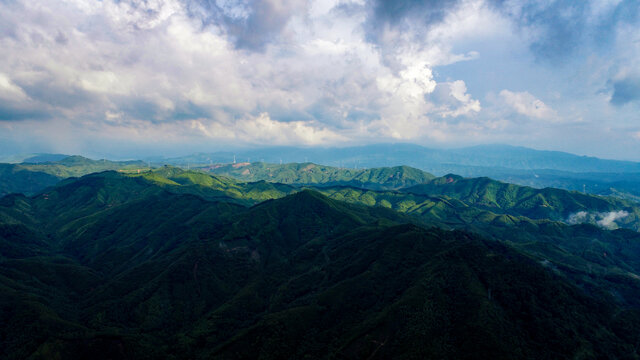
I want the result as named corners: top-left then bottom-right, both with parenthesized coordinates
top-left (2, 171), bottom-right (640, 358)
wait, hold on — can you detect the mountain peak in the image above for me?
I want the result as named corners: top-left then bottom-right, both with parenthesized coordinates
top-left (256, 189), bottom-right (333, 211)
top-left (432, 174), bottom-right (463, 184)
top-left (56, 155), bottom-right (94, 165)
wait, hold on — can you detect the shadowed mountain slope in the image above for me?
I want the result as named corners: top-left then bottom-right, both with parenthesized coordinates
top-left (0, 156), bottom-right (147, 197)
top-left (1, 174), bottom-right (640, 358)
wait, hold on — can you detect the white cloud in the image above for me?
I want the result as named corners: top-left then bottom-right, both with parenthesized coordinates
top-left (567, 210), bottom-right (629, 230)
top-left (431, 80), bottom-right (481, 118)
top-left (499, 89), bottom-right (559, 121)
top-left (191, 113), bottom-right (347, 145)
top-left (0, 0), bottom-right (494, 149)
top-left (567, 211), bottom-right (589, 224)
top-left (0, 73), bottom-right (29, 102)
top-left (3, 0), bottom-right (637, 157)
top-left (597, 210), bottom-right (629, 228)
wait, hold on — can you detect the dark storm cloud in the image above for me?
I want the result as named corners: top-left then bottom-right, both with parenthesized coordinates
top-left (363, 0), bottom-right (639, 64)
top-left (113, 97), bottom-right (214, 123)
top-left (172, 102), bottom-right (213, 121)
top-left (610, 76), bottom-right (640, 106)
top-left (21, 82), bottom-right (96, 110)
top-left (54, 30), bottom-right (69, 45)
top-left (370, 0), bottom-right (460, 26)
top-left (492, 0), bottom-right (639, 63)
top-left (364, 0), bottom-right (461, 43)
top-left (0, 104), bottom-right (51, 121)
top-left (232, 0), bottom-right (306, 50)
top-left (185, 0), bottom-right (305, 51)
top-left (511, 1), bottom-right (588, 62)
top-left (592, 0), bottom-right (640, 46)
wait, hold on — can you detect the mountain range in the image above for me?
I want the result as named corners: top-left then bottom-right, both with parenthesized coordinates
top-left (151, 144), bottom-right (640, 172)
top-left (145, 143), bottom-right (640, 199)
top-left (5, 143), bottom-right (640, 200)
top-left (2, 163), bottom-right (640, 358)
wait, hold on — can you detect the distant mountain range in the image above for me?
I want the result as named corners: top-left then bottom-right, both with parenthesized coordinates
top-left (155, 143), bottom-right (640, 173)
top-left (0, 153), bottom-right (70, 164)
top-left (7, 144), bottom-right (640, 173)
top-left (5, 144), bottom-right (640, 199)
top-left (156, 143), bottom-right (640, 199)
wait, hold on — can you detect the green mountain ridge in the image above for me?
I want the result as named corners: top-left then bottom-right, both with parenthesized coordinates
top-left (0, 153), bottom-right (69, 164)
top-left (404, 174), bottom-right (640, 230)
top-left (2, 173), bottom-right (640, 358)
top-left (163, 164), bottom-right (640, 232)
top-left (159, 144), bottom-right (640, 199)
top-left (207, 162), bottom-right (436, 190)
top-left (0, 155), bottom-right (148, 197)
top-left (109, 167), bottom-right (640, 235)
top-left (125, 168), bottom-right (640, 307)
top-left (6, 145), bottom-right (640, 199)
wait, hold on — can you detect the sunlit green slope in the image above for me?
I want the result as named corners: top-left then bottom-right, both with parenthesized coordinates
top-left (207, 162), bottom-right (435, 190)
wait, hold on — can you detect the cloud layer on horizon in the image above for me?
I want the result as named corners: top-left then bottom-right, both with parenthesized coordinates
top-left (0, 0), bottom-right (639, 159)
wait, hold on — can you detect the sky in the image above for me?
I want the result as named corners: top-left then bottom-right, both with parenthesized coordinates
top-left (0, 0), bottom-right (639, 160)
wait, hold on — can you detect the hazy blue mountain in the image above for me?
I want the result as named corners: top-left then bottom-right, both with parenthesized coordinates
top-left (151, 144), bottom-right (640, 198)
top-left (0, 153), bottom-right (69, 164)
top-left (445, 144), bottom-right (640, 173)
top-left (159, 143), bottom-right (640, 173)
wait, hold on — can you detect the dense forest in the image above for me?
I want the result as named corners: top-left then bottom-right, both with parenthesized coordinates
top-left (2, 158), bottom-right (640, 358)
